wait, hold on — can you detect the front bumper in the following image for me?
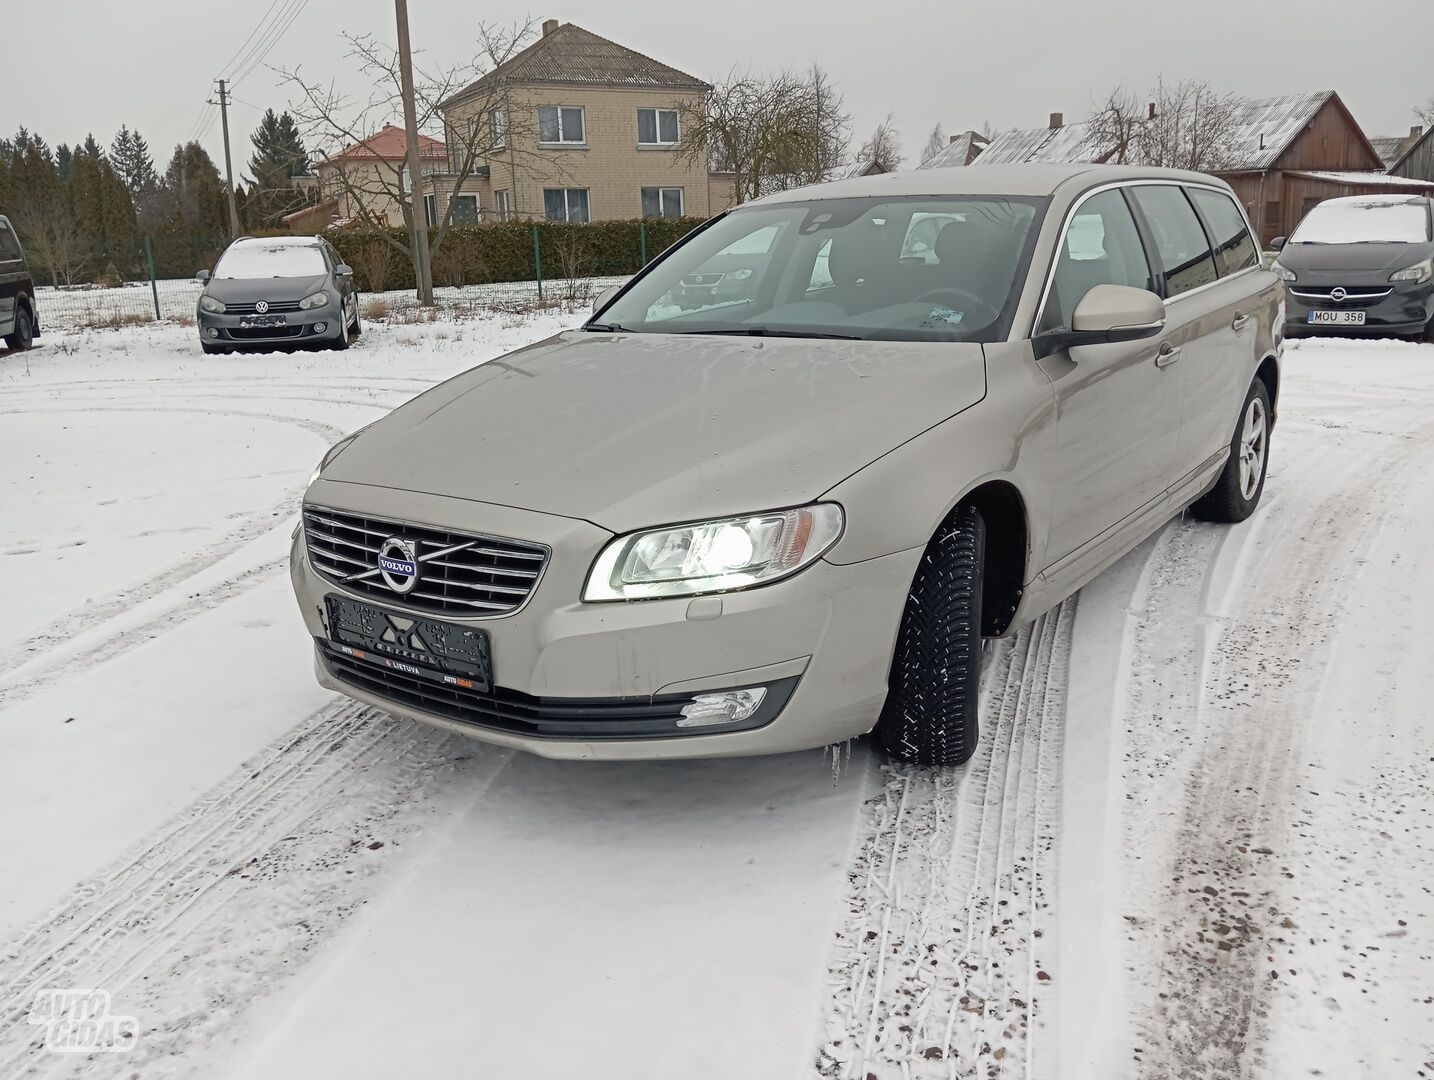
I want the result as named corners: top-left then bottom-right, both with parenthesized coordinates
top-left (289, 481), bottom-right (917, 759)
top-left (197, 302), bottom-right (344, 348)
top-left (1283, 278), bottom-right (1434, 337)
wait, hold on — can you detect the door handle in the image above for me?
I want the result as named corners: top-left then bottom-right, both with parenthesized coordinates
top-left (1231, 311), bottom-right (1251, 331)
top-left (1155, 342), bottom-right (1182, 368)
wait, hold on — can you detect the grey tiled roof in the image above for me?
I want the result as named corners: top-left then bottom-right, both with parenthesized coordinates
top-left (442, 23), bottom-right (710, 107)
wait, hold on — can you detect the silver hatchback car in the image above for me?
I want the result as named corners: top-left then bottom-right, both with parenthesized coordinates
top-left (291, 164), bottom-right (1281, 765)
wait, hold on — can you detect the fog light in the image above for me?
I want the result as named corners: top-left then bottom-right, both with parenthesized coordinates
top-left (314, 321), bottom-right (327, 333)
top-left (676, 687), bottom-right (767, 728)
top-left (206, 327), bottom-right (219, 338)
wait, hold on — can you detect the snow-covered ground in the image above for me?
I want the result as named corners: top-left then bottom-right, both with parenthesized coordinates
top-left (2, 320), bottom-right (1432, 1079)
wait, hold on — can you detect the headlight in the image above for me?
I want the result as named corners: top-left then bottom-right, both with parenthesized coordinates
top-left (299, 291), bottom-right (330, 310)
top-left (1390, 258), bottom-right (1432, 285)
top-left (1271, 261), bottom-right (1296, 282)
top-left (583, 503), bottom-right (844, 601)
top-left (199, 295), bottom-right (226, 313)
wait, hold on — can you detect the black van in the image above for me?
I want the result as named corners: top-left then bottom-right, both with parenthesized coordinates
top-left (0, 214), bottom-right (40, 351)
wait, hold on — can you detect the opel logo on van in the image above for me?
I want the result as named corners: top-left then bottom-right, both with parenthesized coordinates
top-left (1330, 287), bottom-right (1347, 303)
top-left (377, 537), bottom-right (420, 594)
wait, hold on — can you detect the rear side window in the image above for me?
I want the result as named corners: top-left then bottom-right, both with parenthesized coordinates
top-left (1129, 185), bottom-right (1219, 298)
top-left (1039, 189), bottom-right (1154, 334)
top-left (1187, 187), bottom-right (1258, 276)
top-left (0, 223), bottom-right (20, 260)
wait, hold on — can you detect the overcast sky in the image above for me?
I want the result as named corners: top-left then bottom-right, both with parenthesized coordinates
top-left (6, 0), bottom-right (1431, 179)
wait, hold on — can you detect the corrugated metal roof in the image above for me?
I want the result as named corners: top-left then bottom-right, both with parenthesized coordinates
top-left (917, 130), bottom-right (990, 169)
top-left (1286, 170), bottom-right (1434, 189)
top-left (442, 23), bottom-right (709, 107)
top-left (1222, 90), bottom-right (1332, 170)
top-left (1369, 136), bottom-right (1410, 168)
top-left (960, 91), bottom-right (1341, 172)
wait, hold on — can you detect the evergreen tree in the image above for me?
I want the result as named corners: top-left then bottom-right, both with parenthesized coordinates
top-left (79, 133), bottom-right (105, 160)
top-left (109, 126), bottom-right (160, 212)
top-left (247, 109), bottom-right (309, 180)
top-left (150, 141), bottom-right (230, 276)
top-left (56, 143), bottom-right (73, 181)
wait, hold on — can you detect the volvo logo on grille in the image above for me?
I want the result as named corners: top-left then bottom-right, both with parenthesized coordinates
top-left (1330, 287), bottom-right (1347, 303)
top-left (255, 300), bottom-right (270, 313)
top-left (377, 537), bottom-right (420, 594)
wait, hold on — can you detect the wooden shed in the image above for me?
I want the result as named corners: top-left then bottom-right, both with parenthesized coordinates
top-left (1389, 124), bottom-right (1434, 184)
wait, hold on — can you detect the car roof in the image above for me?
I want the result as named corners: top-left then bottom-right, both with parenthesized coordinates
top-left (746, 163), bottom-right (1234, 205)
top-left (1310, 193), bottom-right (1432, 208)
top-left (229, 235), bottom-right (324, 247)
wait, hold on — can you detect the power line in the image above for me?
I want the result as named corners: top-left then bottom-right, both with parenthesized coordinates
top-left (230, 0), bottom-right (314, 90)
top-left (214, 0), bottom-right (283, 82)
top-left (222, 0), bottom-right (304, 88)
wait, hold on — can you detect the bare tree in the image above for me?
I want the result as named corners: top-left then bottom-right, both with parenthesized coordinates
top-left (858, 113), bottom-right (903, 172)
top-left (7, 197), bottom-right (91, 286)
top-left (1085, 78), bottom-right (1241, 170)
top-left (678, 64), bottom-right (850, 204)
top-left (920, 123), bottom-right (946, 165)
top-left (280, 21), bottom-right (540, 304)
top-left (1416, 97), bottom-right (1434, 129)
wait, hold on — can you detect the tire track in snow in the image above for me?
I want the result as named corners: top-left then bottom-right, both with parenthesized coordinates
top-left (816, 600), bottom-right (1076, 1079)
top-left (0, 700), bottom-right (510, 1080)
top-left (1119, 391), bottom-right (1434, 1079)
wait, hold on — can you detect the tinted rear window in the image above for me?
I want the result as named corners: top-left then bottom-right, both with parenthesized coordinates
top-left (0, 223), bottom-right (20, 259)
top-left (1129, 185), bottom-right (1219, 298)
top-left (1188, 187), bottom-right (1259, 276)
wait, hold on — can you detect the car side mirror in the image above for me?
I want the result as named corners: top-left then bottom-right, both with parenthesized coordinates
top-left (1033, 284), bottom-right (1165, 359)
top-left (1269, 236), bottom-right (1286, 252)
top-left (592, 284), bottom-right (620, 314)
top-left (195, 269), bottom-right (211, 284)
top-left (335, 264), bottom-right (354, 278)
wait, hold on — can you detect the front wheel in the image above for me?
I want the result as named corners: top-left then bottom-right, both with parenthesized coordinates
top-left (876, 504), bottom-right (986, 766)
top-left (5, 308), bottom-right (34, 351)
top-left (1189, 378), bottom-right (1271, 523)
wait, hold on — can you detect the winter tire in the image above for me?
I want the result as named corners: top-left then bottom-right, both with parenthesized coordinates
top-left (5, 307), bottom-right (34, 351)
top-left (877, 503), bottom-right (986, 767)
top-left (1190, 377), bottom-right (1271, 523)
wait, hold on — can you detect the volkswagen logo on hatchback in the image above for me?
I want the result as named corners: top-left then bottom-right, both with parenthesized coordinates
top-left (255, 300), bottom-right (270, 314)
top-left (377, 537), bottom-right (420, 594)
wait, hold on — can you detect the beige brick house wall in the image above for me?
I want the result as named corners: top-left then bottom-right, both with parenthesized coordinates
top-left (444, 85), bottom-right (713, 221)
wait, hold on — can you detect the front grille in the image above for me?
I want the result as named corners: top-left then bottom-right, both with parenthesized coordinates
top-left (303, 505), bottom-right (548, 617)
top-left (224, 325), bottom-right (305, 340)
top-left (226, 299), bottom-right (302, 315)
top-left (1290, 286), bottom-right (1393, 306)
top-left (318, 641), bottom-right (796, 739)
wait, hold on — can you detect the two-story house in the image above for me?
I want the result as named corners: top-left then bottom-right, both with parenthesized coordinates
top-left (311, 124), bottom-right (448, 227)
top-left (422, 20), bottom-right (735, 225)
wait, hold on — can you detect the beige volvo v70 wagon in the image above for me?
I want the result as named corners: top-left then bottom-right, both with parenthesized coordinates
top-left (291, 164), bottom-right (1281, 766)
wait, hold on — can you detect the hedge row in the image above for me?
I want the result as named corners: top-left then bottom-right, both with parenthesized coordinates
top-left (326, 217), bottom-right (707, 293)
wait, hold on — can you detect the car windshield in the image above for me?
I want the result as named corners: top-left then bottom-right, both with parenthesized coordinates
top-left (214, 242), bottom-right (327, 278)
top-left (591, 194), bottom-right (1046, 342)
top-left (1290, 198), bottom-right (1432, 244)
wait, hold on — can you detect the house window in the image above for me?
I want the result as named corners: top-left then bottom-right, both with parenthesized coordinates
top-left (496, 190), bottom-right (511, 222)
top-left (537, 106), bottom-right (585, 145)
top-left (641, 186), bottom-right (683, 219)
top-left (423, 193), bottom-right (437, 227)
top-left (637, 108), bottom-right (679, 146)
top-left (544, 188), bottom-right (590, 222)
top-left (450, 193), bottom-right (479, 224)
top-left (491, 109), bottom-right (507, 150)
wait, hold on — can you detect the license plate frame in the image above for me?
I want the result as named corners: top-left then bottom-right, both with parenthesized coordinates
top-left (239, 314), bottom-right (288, 329)
top-left (324, 595), bottom-right (492, 691)
top-left (1307, 309), bottom-right (1365, 326)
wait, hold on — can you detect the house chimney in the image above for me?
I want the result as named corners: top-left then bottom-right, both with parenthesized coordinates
top-left (1413, 124), bottom-right (1426, 138)
top-left (1148, 101), bottom-right (1157, 121)
top-left (949, 134), bottom-right (960, 144)
top-left (542, 18), bottom-right (559, 35)
top-left (1049, 112), bottom-right (1063, 130)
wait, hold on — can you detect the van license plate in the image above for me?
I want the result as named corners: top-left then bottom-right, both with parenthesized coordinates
top-left (1308, 310), bottom-right (1365, 326)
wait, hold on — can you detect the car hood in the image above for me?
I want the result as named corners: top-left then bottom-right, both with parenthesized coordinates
top-left (323, 330), bottom-right (988, 532)
top-left (1278, 240), bottom-right (1434, 274)
top-left (204, 274), bottom-right (329, 303)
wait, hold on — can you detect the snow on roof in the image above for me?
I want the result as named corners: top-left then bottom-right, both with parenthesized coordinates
top-left (1369, 136), bottom-right (1411, 168)
top-left (917, 131), bottom-right (990, 170)
top-left (963, 91), bottom-right (1351, 173)
top-left (326, 124), bottom-right (446, 163)
top-left (1286, 170), bottom-right (1434, 189)
top-left (441, 22), bottom-right (709, 108)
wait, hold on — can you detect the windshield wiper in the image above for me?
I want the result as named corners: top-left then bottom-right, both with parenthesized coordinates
top-left (667, 326), bottom-right (864, 340)
top-left (584, 322), bottom-right (633, 332)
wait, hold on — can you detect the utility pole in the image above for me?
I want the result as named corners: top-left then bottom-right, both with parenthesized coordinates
top-left (216, 79), bottom-right (242, 238)
top-left (395, 0), bottom-right (434, 305)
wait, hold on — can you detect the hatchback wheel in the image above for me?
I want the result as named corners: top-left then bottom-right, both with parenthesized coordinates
top-left (5, 308), bottom-right (34, 351)
top-left (1190, 378), bottom-right (1271, 523)
top-left (877, 504), bottom-right (985, 767)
